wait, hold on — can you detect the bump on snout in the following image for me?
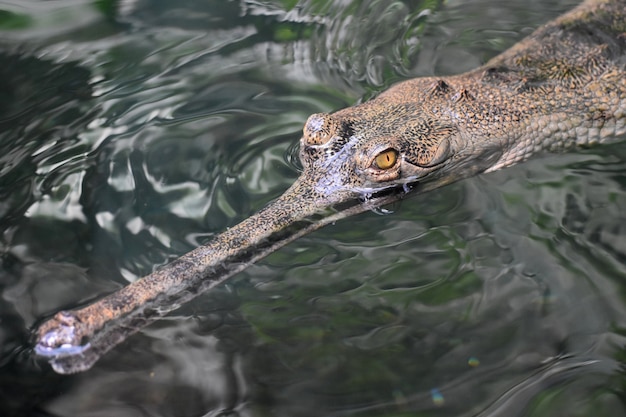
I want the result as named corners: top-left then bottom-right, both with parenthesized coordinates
top-left (303, 113), bottom-right (339, 146)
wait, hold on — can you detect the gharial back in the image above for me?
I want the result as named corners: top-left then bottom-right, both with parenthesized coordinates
top-left (480, 0), bottom-right (626, 168)
top-left (488, 0), bottom-right (626, 85)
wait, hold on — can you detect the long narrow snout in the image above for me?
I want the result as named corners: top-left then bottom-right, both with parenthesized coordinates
top-left (34, 172), bottom-right (406, 374)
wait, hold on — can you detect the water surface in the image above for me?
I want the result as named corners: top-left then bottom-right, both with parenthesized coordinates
top-left (1, 0), bottom-right (626, 416)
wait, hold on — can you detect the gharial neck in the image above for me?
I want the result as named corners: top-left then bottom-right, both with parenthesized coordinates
top-left (348, 0), bottom-right (626, 172)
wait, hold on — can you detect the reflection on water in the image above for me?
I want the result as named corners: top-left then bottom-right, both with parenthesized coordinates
top-left (1, 0), bottom-right (625, 416)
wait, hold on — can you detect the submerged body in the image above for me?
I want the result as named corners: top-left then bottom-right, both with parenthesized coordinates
top-left (35, 0), bottom-right (626, 373)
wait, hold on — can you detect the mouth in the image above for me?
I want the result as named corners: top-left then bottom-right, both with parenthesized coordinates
top-left (32, 171), bottom-right (421, 374)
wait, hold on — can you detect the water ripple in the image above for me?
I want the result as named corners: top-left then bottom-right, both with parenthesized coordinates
top-left (1, 1), bottom-right (626, 417)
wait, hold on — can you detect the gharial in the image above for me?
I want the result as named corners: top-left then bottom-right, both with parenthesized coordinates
top-left (34, 0), bottom-right (626, 374)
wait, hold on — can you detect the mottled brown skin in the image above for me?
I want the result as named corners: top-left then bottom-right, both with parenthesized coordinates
top-left (35, 0), bottom-right (626, 373)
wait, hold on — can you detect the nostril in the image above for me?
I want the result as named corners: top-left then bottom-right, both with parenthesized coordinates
top-left (303, 113), bottom-right (337, 145)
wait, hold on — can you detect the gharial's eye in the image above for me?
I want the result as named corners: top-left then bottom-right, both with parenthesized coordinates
top-left (374, 149), bottom-right (398, 170)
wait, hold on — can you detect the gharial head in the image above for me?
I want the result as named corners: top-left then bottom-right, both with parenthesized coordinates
top-left (32, 81), bottom-right (512, 374)
top-left (296, 98), bottom-right (499, 208)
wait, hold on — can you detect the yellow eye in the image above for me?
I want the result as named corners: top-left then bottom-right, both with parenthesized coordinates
top-left (374, 149), bottom-right (398, 170)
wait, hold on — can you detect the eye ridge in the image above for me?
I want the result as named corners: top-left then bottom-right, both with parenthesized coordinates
top-left (373, 148), bottom-right (398, 170)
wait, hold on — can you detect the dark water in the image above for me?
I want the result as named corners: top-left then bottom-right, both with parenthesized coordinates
top-left (1, 0), bottom-right (626, 416)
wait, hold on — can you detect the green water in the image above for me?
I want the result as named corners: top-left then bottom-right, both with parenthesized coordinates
top-left (1, 0), bottom-right (626, 416)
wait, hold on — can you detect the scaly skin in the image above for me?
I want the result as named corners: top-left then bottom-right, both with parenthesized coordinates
top-left (35, 0), bottom-right (625, 373)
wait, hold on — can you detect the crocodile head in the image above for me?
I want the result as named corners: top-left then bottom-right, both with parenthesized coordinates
top-left (35, 77), bottom-right (514, 374)
top-left (36, 96), bottom-right (491, 374)
top-left (296, 97), bottom-right (502, 208)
